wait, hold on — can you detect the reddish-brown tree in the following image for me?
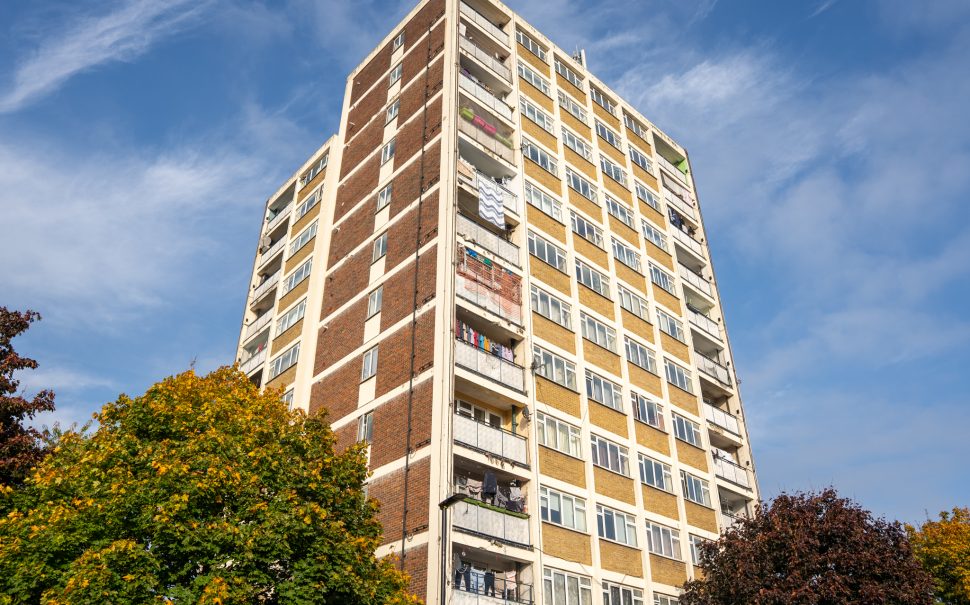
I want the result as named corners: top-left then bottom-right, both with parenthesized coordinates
top-left (0, 307), bottom-right (55, 487)
top-left (682, 488), bottom-right (933, 605)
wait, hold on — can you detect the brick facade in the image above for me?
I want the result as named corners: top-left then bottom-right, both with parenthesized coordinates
top-left (381, 244), bottom-right (437, 330)
top-left (375, 309), bottom-right (436, 397)
top-left (316, 296), bottom-right (368, 372)
top-left (370, 378), bottom-right (434, 468)
top-left (370, 456), bottom-right (432, 545)
top-left (309, 355), bottom-right (362, 421)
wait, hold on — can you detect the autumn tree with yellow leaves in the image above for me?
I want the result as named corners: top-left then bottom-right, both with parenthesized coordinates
top-left (0, 368), bottom-right (419, 604)
top-left (909, 507), bottom-right (970, 605)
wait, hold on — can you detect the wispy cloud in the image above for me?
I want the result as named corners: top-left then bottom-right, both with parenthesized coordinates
top-left (809, 0), bottom-right (840, 18)
top-left (0, 0), bottom-right (211, 113)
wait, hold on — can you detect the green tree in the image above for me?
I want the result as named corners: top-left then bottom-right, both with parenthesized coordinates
top-left (1, 307), bottom-right (55, 487)
top-left (909, 507), bottom-right (970, 604)
top-left (0, 367), bottom-right (418, 604)
top-left (682, 488), bottom-right (933, 605)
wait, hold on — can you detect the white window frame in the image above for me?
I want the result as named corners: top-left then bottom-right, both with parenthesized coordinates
top-left (618, 286), bottom-right (649, 320)
top-left (544, 568), bottom-right (593, 605)
top-left (295, 191), bottom-right (319, 220)
top-left (528, 231), bottom-right (567, 272)
top-left (533, 344), bottom-right (577, 390)
top-left (268, 343), bottom-right (300, 380)
top-left (523, 138), bottom-right (558, 174)
top-left (595, 120), bottom-right (623, 149)
top-left (282, 259), bottom-right (312, 295)
top-left (372, 232), bottom-right (388, 262)
top-left (566, 168), bottom-right (597, 201)
top-left (277, 299), bottom-right (307, 335)
top-left (646, 521), bottom-right (682, 560)
top-left (657, 308), bottom-right (686, 342)
top-left (596, 504), bottom-right (637, 546)
top-left (524, 181), bottom-right (563, 222)
top-left (376, 183), bottom-right (392, 211)
top-left (571, 211), bottom-right (604, 247)
top-left (361, 346), bottom-right (379, 381)
top-left (357, 411), bottom-right (374, 442)
top-left (300, 153), bottom-right (329, 186)
top-left (367, 286), bottom-right (383, 318)
top-left (521, 98), bottom-right (555, 132)
top-left (536, 412), bottom-right (582, 458)
top-left (558, 91), bottom-right (588, 124)
top-left (585, 369), bottom-right (622, 411)
top-left (624, 113), bottom-right (649, 139)
top-left (681, 470), bottom-right (712, 507)
top-left (591, 434), bottom-right (630, 476)
top-left (672, 413), bottom-right (702, 447)
top-left (624, 337), bottom-right (657, 374)
top-left (642, 220), bottom-right (668, 251)
top-left (388, 62), bottom-right (402, 85)
top-left (591, 88), bottom-right (616, 115)
top-left (380, 138), bottom-right (396, 164)
top-left (289, 220), bottom-right (318, 256)
top-left (635, 181), bottom-right (661, 211)
top-left (531, 284), bottom-right (572, 329)
top-left (689, 534), bottom-right (709, 566)
top-left (632, 392), bottom-right (664, 430)
top-left (575, 260), bottom-right (610, 298)
top-left (555, 57), bottom-right (583, 89)
top-left (562, 127), bottom-right (593, 161)
top-left (611, 238), bottom-right (641, 272)
top-left (665, 359), bottom-right (693, 393)
top-left (649, 263), bottom-right (676, 294)
top-left (516, 30), bottom-right (546, 60)
top-left (600, 155), bottom-right (627, 185)
top-left (639, 454), bottom-right (673, 492)
top-left (392, 31), bottom-right (405, 50)
top-left (605, 196), bottom-right (634, 228)
top-left (385, 97), bottom-right (400, 123)
top-left (580, 313), bottom-right (617, 353)
top-left (655, 595), bottom-right (681, 605)
top-left (602, 582), bottom-right (644, 605)
top-left (518, 61), bottom-right (551, 96)
top-left (629, 145), bottom-right (653, 173)
top-left (540, 486), bottom-right (588, 532)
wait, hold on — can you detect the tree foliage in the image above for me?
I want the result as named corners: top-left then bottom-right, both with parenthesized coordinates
top-left (908, 507), bottom-right (970, 604)
top-left (0, 307), bottom-right (55, 487)
top-left (0, 367), bottom-right (418, 604)
top-left (682, 488), bottom-right (933, 605)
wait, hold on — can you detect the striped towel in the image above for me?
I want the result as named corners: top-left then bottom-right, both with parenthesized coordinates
top-left (477, 174), bottom-right (504, 228)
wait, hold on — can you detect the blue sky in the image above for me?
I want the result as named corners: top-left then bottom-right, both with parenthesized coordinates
top-left (2, 0), bottom-right (968, 524)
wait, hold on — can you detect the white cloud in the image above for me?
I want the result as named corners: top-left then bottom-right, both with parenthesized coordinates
top-left (0, 0), bottom-right (212, 113)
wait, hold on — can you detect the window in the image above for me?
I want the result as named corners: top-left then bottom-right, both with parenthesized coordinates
top-left (570, 212), bottom-right (604, 247)
top-left (289, 220), bottom-right (317, 256)
top-left (605, 196), bottom-right (634, 228)
top-left (655, 595), bottom-right (681, 605)
top-left (531, 284), bottom-right (572, 329)
top-left (268, 343), bottom-right (299, 380)
top-left (649, 263), bottom-right (676, 294)
top-left (392, 31), bottom-right (404, 50)
top-left (596, 121), bottom-right (622, 149)
top-left (300, 153), bottom-right (329, 186)
top-left (537, 412), bottom-right (582, 457)
top-left (629, 145), bottom-right (653, 172)
top-left (646, 521), bottom-right (682, 560)
top-left (580, 314), bottom-right (617, 352)
top-left (295, 191), bottom-right (320, 220)
top-left (277, 299), bottom-right (307, 334)
top-left (516, 30), bottom-right (546, 60)
top-left (602, 582), bottom-right (643, 605)
top-left (558, 91), bottom-right (588, 124)
top-left (597, 505), bottom-right (637, 546)
top-left (367, 286), bottom-right (383, 318)
top-left (562, 128), bottom-right (593, 161)
top-left (689, 535), bottom-right (709, 566)
top-left (533, 345), bottom-right (577, 390)
top-left (639, 454), bottom-right (673, 492)
top-left (388, 62), bottom-right (402, 85)
top-left (521, 98), bottom-right (554, 132)
top-left (600, 155), bottom-right (627, 185)
top-left (385, 98), bottom-right (400, 122)
top-left (544, 568), bottom-right (593, 605)
top-left (611, 238), bottom-right (641, 271)
top-left (555, 57), bottom-right (583, 88)
top-left (357, 412), bottom-right (374, 442)
top-left (380, 138), bottom-right (396, 164)
top-left (591, 434), bottom-right (630, 476)
top-left (456, 400), bottom-right (501, 427)
top-left (528, 231), bottom-right (567, 271)
top-left (518, 61), bottom-right (551, 96)
top-left (282, 259), bottom-right (312, 294)
top-left (524, 181), bottom-right (563, 221)
top-left (665, 359), bottom-right (693, 393)
top-left (635, 181), bottom-right (661, 211)
top-left (657, 309), bottom-right (686, 342)
top-left (624, 113), bottom-right (649, 139)
top-left (625, 337), bottom-right (657, 373)
top-left (361, 346), bottom-right (378, 381)
top-left (618, 286), bottom-right (649, 320)
top-left (281, 389), bottom-right (294, 409)
top-left (372, 232), bottom-right (388, 262)
top-left (566, 169), bottom-right (597, 201)
top-left (632, 392), bottom-right (664, 430)
top-left (540, 486), bottom-right (587, 531)
top-left (681, 470), bottom-right (712, 507)
top-left (586, 370), bottom-right (622, 411)
top-left (376, 183), bottom-right (392, 211)
top-left (672, 413), bottom-right (702, 447)
top-left (591, 87), bottom-right (616, 115)
top-left (523, 138), bottom-right (558, 174)
top-left (641, 220), bottom-right (668, 251)
top-left (575, 260), bottom-right (610, 297)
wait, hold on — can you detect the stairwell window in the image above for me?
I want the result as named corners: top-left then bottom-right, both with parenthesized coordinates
top-left (649, 263), bottom-right (676, 294)
top-left (524, 181), bottom-right (563, 222)
top-left (372, 233), bottom-right (388, 262)
top-left (518, 61), bottom-right (551, 96)
top-left (571, 211), bottom-right (604, 247)
top-left (558, 91), bottom-right (588, 124)
top-left (646, 521), bottom-right (682, 560)
top-left (596, 504), bottom-right (637, 546)
top-left (632, 392), bottom-right (664, 430)
top-left (385, 98), bottom-right (400, 123)
top-left (689, 535), bottom-right (709, 566)
top-left (672, 413), bottom-right (702, 447)
top-left (536, 412), bottom-right (582, 458)
top-left (361, 346), bottom-right (378, 381)
top-left (600, 155), bottom-right (626, 186)
top-left (575, 260), bottom-right (610, 298)
top-left (277, 299), bottom-right (307, 334)
top-left (562, 128), bottom-right (593, 161)
top-left (523, 138), bottom-right (558, 174)
top-left (642, 220), bottom-right (668, 251)
top-left (618, 286), bottom-right (649, 320)
top-left (366, 286), bottom-right (383, 318)
top-left (376, 183), bottom-right (392, 211)
top-left (268, 343), bottom-right (299, 380)
top-left (300, 153), bottom-right (329, 186)
top-left (586, 370), bottom-right (622, 411)
top-left (655, 594), bottom-right (681, 605)
top-left (665, 359), bottom-right (693, 393)
top-left (611, 238), bottom-right (641, 272)
top-left (357, 412), bottom-right (374, 442)
top-left (624, 113), bottom-right (649, 139)
top-left (282, 259), bottom-right (312, 295)
top-left (521, 98), bottom-right (555, 132)
top-left (516, 30), bottom-right (546, 61)
top-left (380, 138), bottom-right (396, 164)
top-left (639, 454), bottom-right (673, 492)
top-left (388, 62), bottom-right (402, 85)
top-left (625, 337), bottom-right (657, 374)
top-left (528, 231), bottom-right (567, 272)
top-left (635, 181), bottom-right (661, 211)
top-left (540, 486), bottom-right (587, 531)
top-left (657, 309), bottom-right (686, 342)
top-left (580, 314), bottom-right (617, 353)
top-left (566, 168), bottom-right (597, 201)
top-left (605, 196), bottom-right (634, 228)
top-left (681, 470), bottom-right (712, 507)
top-left (392, 31), bottom-right (405, 51)
top-left (531, 284), bottom-right (572, 329)
top-left (533, 345), bottom-right (577, 390)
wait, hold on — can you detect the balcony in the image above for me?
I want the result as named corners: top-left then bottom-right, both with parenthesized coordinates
top-left (459, 36), bottom-right (511, 82)
top-left (458, 112), bottom-right (515, 164)
top-left (670, 222), bottom-right (705, 259)
top-left (243, 310), bottom-right (274, 342)
top-left (687, 306), bottom-right (721, 341)
top-left (452, 499), bottom-right (530, 547)
top-left (678, 263), bottom-right (714, 298)
top-left (457, 165), bottom-right (519, 216)
top-left (658, 155), bottom-right (689, 185)
top-left (697, 353), bottom-right (732, 386)
top-left (458, 214), bottom-right (519, 267)
top-left (720, 511), bottom-right (745, 530)
top-left (264, 203), bottom-right (292, 235)
top-left (250, 271), bottom-right (281, 307)
top-left (453, 581), bottom-right (534, 605)
top-left (239, 349), bottom-right (266, 376)
top-left (457, 275), bottom-right (523, 325)
top-left (455, 338), bottom-right (525, 392)
top-left (257, 237), bottom-right (286, 270)
top-left (454, 412), bottom-right (528, 466)
top-left (714, 456), bottom-right (751, 489)
top-left (460, 2), bottom-right (509, 47)
top-left (459, 73), bottom-right (512, 123)
top-left (703, 401), bottom-right (740, 435)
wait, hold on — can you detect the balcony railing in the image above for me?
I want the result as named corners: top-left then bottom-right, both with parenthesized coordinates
top-left (459, 117), bottom-right (515, 164)
top-left (714, 456), bottom-right (751, 488)
top-left (704, 402), bottom-right (740, 435)
top-left (453, 580), bottom-right (534, 605)
top-left (460, 73), bottom-right (513, 122)
top-left (697, 353), bottom-right (732, 386)
top-left (720, 511), bottom-right (745, 530)
top-left (456, 275), bottom-right (523, 325)
top-left (239, 349), bottom-right (266, 375)
top-left (658, 155), bottom-right (689, 185)
top-left (665, 188), bottom-right (696, 221)
top-left (455, 338), bottom-right (525, 392)
top-left (250, 271), bottom-right (281, 304)
top-left (670, 222), bottom-right (704, 257)
top-left (458, 169), bottom-right (519, 215)
top-left (459, 36), bottom-right (511, 82)
top-left (454, 412), bottom-right (528, 466)
top-left (688, 306), bottom-right (721, 341)
top-left (243, 310), bottom-right (274, 342)
top-left (460, 2), bottom-right (509, 46)
top-left (452, 499), bottom-right (530, 546)
top-left (258, 237), bottom-right (286, 268)
top-left (678, 264), bottom-right (713, 298)
top-left (264, 204), bottom-right (292, 234)
top-left (458, 214), bottom-right (519, 266)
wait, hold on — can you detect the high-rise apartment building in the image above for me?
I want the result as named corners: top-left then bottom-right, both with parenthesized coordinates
top-left (236, 0), bottom-right (758, 602)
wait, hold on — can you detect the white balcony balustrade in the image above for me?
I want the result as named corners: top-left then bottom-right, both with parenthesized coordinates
top-left (678, 264), bottom-right (713, 298)
top-left (459, 36), bottom-right (511, 82)
top-left (453, 412), bottom-right (528, 465)
top-left (703, 402), bottom-right (740, 435)
top-left (452, 499), bottom-right (530, 546)
top-left (460, 2), bottom-right (509, 46)
top-left (457, 214), bottom-right (519, 267)
top-left (459, 118), bottom-right (515, 164)
top-left (264, 204), bottom-right (292, 234)
top-left (696, 353), bottom-right (732, 386)
top-left (459, 73), bottom-right (513, 122)
top-left (458, 169), bottom-right (519, 215)
top-left (714, 456), bottom-right (751, 488)
top-left (455, 339), bottom-right (525, 391)
top-left (688, 306), bottom-right (721, 340)
top-left (258, 237), bottom-right (286, 268)
top-left (670, 222), bottom-right (705, 256)
top-left (239, 349), bottom-right (266, 375)
top-left (243, 310), bottom-right (274, 342)
top-left (658, 155), bottom-right (689, 185)
top-left (250, 271), bottom-right (281, 305)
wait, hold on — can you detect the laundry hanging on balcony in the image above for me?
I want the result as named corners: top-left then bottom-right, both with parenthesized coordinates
top-left (476, 173), bottom-right (504, 228)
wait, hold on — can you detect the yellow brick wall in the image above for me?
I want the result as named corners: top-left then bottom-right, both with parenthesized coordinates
top-left (519, 77), bottom-right (554, 111)
top-left (284, 239), bottom-right (315, 272)
top-left (669, 386), bottom-right (699, 416)
top-left (265, 364), bottom-right (297, 391)
top-left (629, 138), bottom-right (653, 158)
top-left (578, 286), bottom-right (614, 318)
top-left (519, 45), bottom-right (551, 75)
top-left (639, 171), bottom-right (660, 194)
top-left (649, 554), bottom-right (687, 586)
top-left (542, 522), bottom-right (592, 564)
top-left (599, 139), bottom-right (626, 166)
top-left (583, 341), bottom-right (621, 376)
top-left (556, 74), bottom-right (586, 102)
top-left (573, 237), bottom-right (609, 271)
top-left (588, 400), bottom-right (627, 436)
top-left (615, 263), bottom-right (647, 293)
top-left (538, 446), bottom-right (586, 488)
top-left (609, 217), bottom-right (640, 247)
top-left (640, 201), bottom-right (666, 229)
top-left (533, 313), bottom-right (576, 353)
top-left (647, 242), bottom-right (675, 272)
top-left (271, 318), bottom-right (303, 354)
top-left (565, 149), bottom-right (597, 180)
top-left (530, 257), bottom-right (572, 295)
top-left (676, 441), bottom-right (709, 473)
top-left (628, 364), bottom-right (663, 398)
top-left (593, 466), bottom-right (636, 505)
top-left (525, 158), bottom-right (562, 193)
top-left (562, 112), bottom-right (592, 139)
top-left (567, 189), bottom-right (602, 221)
top-left (603, 175), bottom-right (631, 202)
top-left (632, 163), bottom-right (655, 186)
top-left (277, 278), bottom-right (309, 312)
top-left (653, 286), bottom-right (683, 316)
top-left (621, 310), bottom-right (654, 343)
top-left (535, 376), bottom-right (581, 417)
top-left (642, 485), bottom-right (679, 520)
top-left (593, 104), bottom-right (621, 130)
top-left (290, 200), bottom-right (321, 236)
top-left (635, 421), bottom-right (670, 456)
top-left (522, 117), bottom-right (559, 152)
top-left (685, 500), bottom-right (718, 533)
top-left (527, 201), bottom-right (567, 242)
top-left (599, 541), bottom-right (643, 577)
top-left (660, 333), bottom-right (690, 364)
